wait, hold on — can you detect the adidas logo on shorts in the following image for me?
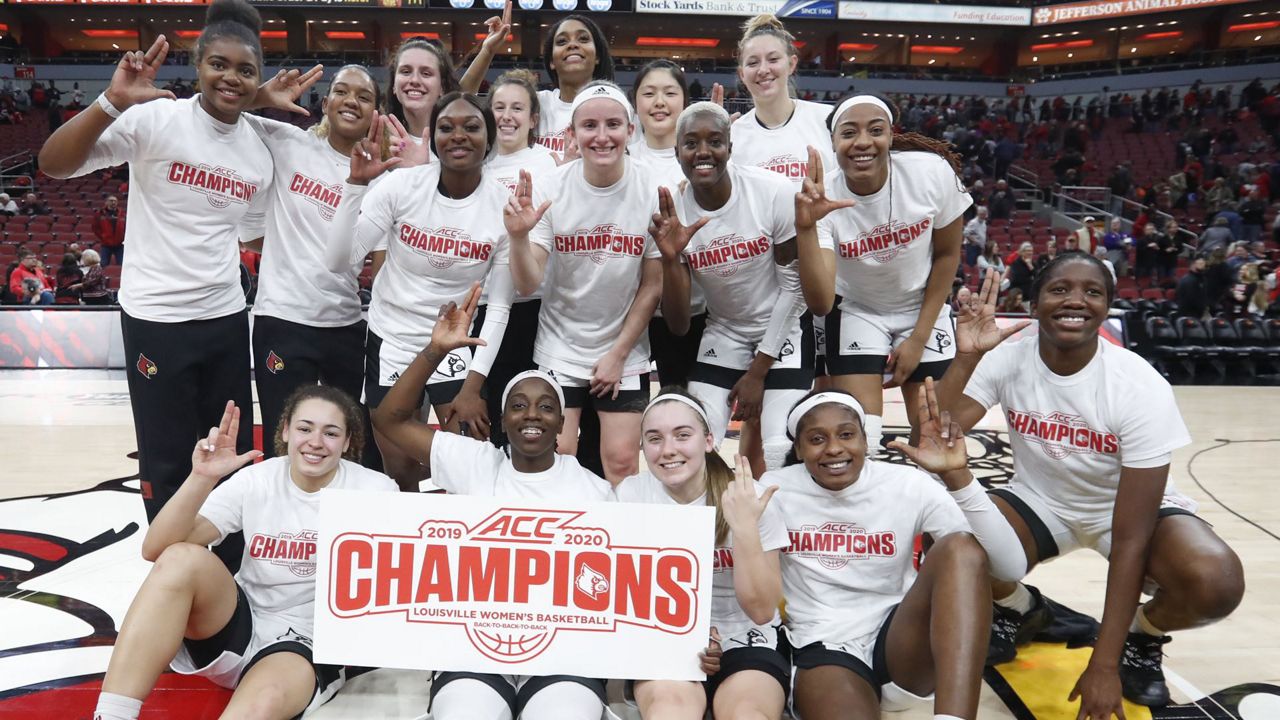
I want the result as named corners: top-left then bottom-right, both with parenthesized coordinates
top-left (703, 348), bottom-right (718, 358)
top-left (846, 341), bottom-right (860, 351)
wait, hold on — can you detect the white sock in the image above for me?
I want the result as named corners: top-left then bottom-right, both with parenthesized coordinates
top-left (864, 414), bottom-right (883, 457)
top-left (93, 693), bottom-right (142, 720)
top-left (995, 582), bottom-right (1035, 614)
top-left (935, 715), bottom-right (966, 720)
top-left (1130, 606), bottom-right (1164, 637)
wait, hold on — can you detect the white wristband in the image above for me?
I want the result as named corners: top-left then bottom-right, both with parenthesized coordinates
top-left (96, 93), bottom-right (123, 119)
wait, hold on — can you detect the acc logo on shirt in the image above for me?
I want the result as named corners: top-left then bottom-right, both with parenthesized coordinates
top-left (760, 155), bottom-right (809, 180)
top-left (785, 522), bottom-right (897, 569)
top-left (249, 530), bottom-right (319, 578)
top-left (686, 234), bottom-right (770, 278)
top-left (555, 224), bottom-right (646, 266)
top-left (398, 224), bottom-right (493, 269)
top-left (289, 172), bottom-right (342, 221)
top-left (538, 130), bottom-right (569, 154)
top-left (838, 217), bottom-right (931, 264)
top-left (328, 507), bottom-right (699, 663)
top-left (1005, 408), bottom-right (1120, 459)
top-left (166, 161), bottom-right (259, 209)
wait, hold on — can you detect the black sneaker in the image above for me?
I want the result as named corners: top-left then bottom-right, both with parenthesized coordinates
top-left (1120, 632), bottom-right (1171, 706)
top-left (986, 585), bottom-right (1053, 665)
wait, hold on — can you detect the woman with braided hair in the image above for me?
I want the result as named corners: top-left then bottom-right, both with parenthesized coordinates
top-left (794, 92), bottom-right (971, 453)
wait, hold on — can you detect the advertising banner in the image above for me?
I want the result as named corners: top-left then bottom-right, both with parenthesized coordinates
top-left (1032, 0), bottom-right (1253, 26)
top-left (636, 0), bottom-right (835, 20)
top-left (839, 1), bottom-right (1030, 25)
top-left (315, 490), bottom-right (715, 680)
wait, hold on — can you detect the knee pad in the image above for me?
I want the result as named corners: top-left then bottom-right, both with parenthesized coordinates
top-left (864, 414), bottom-right (883, 458)
top-left (520, 680), bottom-right (603, 720)
top-left (430, 678), bottom-right (514, 720)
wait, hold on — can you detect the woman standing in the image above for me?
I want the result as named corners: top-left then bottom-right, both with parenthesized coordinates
top-left (37, 0), bottom-right (320, 527)
top-left (326, 92), bottom-right (513, 490)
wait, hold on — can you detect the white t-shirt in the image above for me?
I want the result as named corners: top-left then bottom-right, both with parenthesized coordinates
top-left (429, 431), bottom-right (611, 500)
top-left (729, 99), bottom-right (835, 187)
top-left (536, 88), bottom-right (576, 157)
top-left (630, 142), bottom-right (684, 192)
top-left (766, 461), bottom-right (968, 647)
top-left (528, 158), bottom-right (662, 378)
top-left (963, 337), bottom-right (1192, 517)
top-left (354, 164), bottom-right (512, 359)
top-left (74, 97), bottom-right (273, 322)
top-left (613, 471), bottom-right (788, 641)
top-left (198, 457), bottom-right (397, 628)
top-left (816, 151), bottom-right (972, 315)
top-left (485, 144), bottom-right (559, 194)
top-left (674, 164), bottom-right (797, 348)
top-left (243, 117), bottom-right (379, 327)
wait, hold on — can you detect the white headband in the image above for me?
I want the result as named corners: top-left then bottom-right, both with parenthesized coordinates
top-left (643, 393), bottom-right (711, 430)
top-left (570, 83), bottom-right (634, 122)
top-left (786, 393), bottom-right (867, 437)
top-left (832, 95), bottom-right (893, 128)
top-left (501, 370), bottom-right (565, 411)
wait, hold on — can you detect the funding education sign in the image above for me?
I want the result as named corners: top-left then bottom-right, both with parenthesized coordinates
top-left (314, 490), bottom-right (715, 680)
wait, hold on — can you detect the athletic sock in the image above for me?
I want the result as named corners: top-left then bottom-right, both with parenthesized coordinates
top-left (93, 692), bottom-right (142, 720)
top-left (995, 582), bottom-right (1035, 614)
top-left (864, 414), bottom-right (883, 457)
top-left (935, 715), bottom-right (966, 720)
top-left (1130, 606), bottom-right (1165, 637)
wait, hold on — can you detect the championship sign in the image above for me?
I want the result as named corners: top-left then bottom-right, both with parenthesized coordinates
top-left (314, 490), bottom-right (715, 680)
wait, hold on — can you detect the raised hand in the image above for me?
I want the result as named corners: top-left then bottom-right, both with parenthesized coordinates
top-left (650, 185), bottom-right (709, 261)
top-left (795, 146), bottom-right (855, 229)
top-left (887, 378), bottom-right (967, 476)
top-left (503, 169), bottom-right (552, 237)
top-left (190, 401), bottom-right (262, 482)
top-left (708, 83), bottom-right (742, 122)
top-left (478, 0), bottom-right (513, 55)
top-left (551, 139), bottom-right (580, 166)
top-left (384, 114), bottom-right (432, 168)
top-left (104, 35), bottom-right (176, 112)
top-left (429, 282), bottom-right (487, 355)
top-left (348, 111), bottom-right (402, 185)
top-left (720, 455), bottom-right (779, 533)
top-left (955, 268), bottom-right (1030, 356)
top-left (253, 64), bottom-right (323, 116)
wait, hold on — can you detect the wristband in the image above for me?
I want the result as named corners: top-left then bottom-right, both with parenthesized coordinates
top-left (96, 93), bottom-right (123, 119)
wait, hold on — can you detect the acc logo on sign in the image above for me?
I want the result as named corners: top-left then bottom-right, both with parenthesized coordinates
top-left (328, 507), bottom-right (700, 663)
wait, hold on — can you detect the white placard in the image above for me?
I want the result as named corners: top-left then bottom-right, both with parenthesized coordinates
top-left (314, 490), bottom-right (715, 680)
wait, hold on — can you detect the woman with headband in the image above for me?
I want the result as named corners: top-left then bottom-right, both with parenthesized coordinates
top-left (326, 92), bottom-right (513, 490)
top-left (371, 283), bottom-right (612, 720)
top-left (654, 101), bottom-right (809, 474)
top-left (763, 382), bottom-right (1025, 720)
top-left (615, 387), bottom-right (788, 720)
top-left (506, 80), bottom-right (663, 485)
top-left (794, 92), bottom-right (970, 455)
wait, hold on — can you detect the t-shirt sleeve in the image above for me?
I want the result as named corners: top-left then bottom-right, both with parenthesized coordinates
top-left (914, 473), bottom-right (969, 538)
top-left (196, 472), bottom-right (249, 544)
top-left (930, 155), bottom-right (974, 228)
top-left (1116, 363), bottom-right (1192, 468)
top-left (771, 178), bottom-right (799, 242)
top-left (429, 431), bottom-right (507, 495)
top-left (962, 342), bottom-right (1012, 410)
top-left (755, 483), bottom-right (791, 552)
top-left (239, 179), bottom-right (272, 242)
top-left (75, 99), bottom-right (160, 176)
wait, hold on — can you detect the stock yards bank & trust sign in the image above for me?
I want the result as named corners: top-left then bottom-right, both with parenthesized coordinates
top-left (314, 491), bottom-right (716, 680)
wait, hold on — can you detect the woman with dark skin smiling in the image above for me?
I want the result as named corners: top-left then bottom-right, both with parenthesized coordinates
top-left (36, 0), bottom-right (320, 533)
top-left (372, 283), bottom-right (611, 720)
top-left (763, 380), bottom-right (1024, 720)
top-left (326, 93), bottom-right (514, 491)
top-left (936, 259), bottom-right (1244, 717)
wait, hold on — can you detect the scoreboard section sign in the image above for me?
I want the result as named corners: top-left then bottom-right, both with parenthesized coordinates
top-left (314, 490), bottom-right (715, 680)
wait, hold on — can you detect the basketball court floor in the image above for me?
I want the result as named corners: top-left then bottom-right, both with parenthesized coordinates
top-left (1, 369), bottom-right (1277, 719)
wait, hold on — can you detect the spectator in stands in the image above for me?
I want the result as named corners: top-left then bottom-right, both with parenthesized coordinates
top-left (1204, 247), bottom-right (1233, 311)
top-left (999, 286), bottom-right (1027, 314)
top-left (1135, 222), bottom-right (1163, 288)
top-left (1205, 177), bottom-right (1235, 215)
top-left (1159, 220), bottom-right (1183, 285)
top-left (988, 179), bottom-right (1014, 221)
top-left (977, 242), bottom-right (1005, 285)
top-left (1239, 190), bottom-right (1266, 245)
top-left (1224, 263), bottom-right (1265, 318)
top-left (1217, 201), bottom-right (1244, 239)
top-left (1198, 216), bottom-right (1234, 255)
top-left (93, 195), bottom-right (126, 267)
top-left (1007, 241), bottom-right (1035, 299)
top-left (75, 249), bottom-right (111, 306)
top-left (19, 192), bottom-right (48, 216)
top-left (993, 135), bottom-right (1020, 181)
top-left (1072, 216), bottom-right (1103, 256)
top-left (1176, 256), bottom-right (1210, 320)
top-left (1093, 245), bottom-right (1117, 283)
top-left (0, 193), bottom-right (16, 216)
top-left (1035, 239), bottom-right (1059, 271)
top-left (54, 253), bottom-right (83, 304)
top-left (1103, 217), bottom-right (1132, 278)
top-left (8, 249), bottom-right (53, 305)
top-left (1108, 163), bottom-right (1133, 217)
top-left (963, 206), bottom-right (987, 267)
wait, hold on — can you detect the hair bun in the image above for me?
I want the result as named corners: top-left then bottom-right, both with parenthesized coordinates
top-left (205, 0), bottom-right (262, 34)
